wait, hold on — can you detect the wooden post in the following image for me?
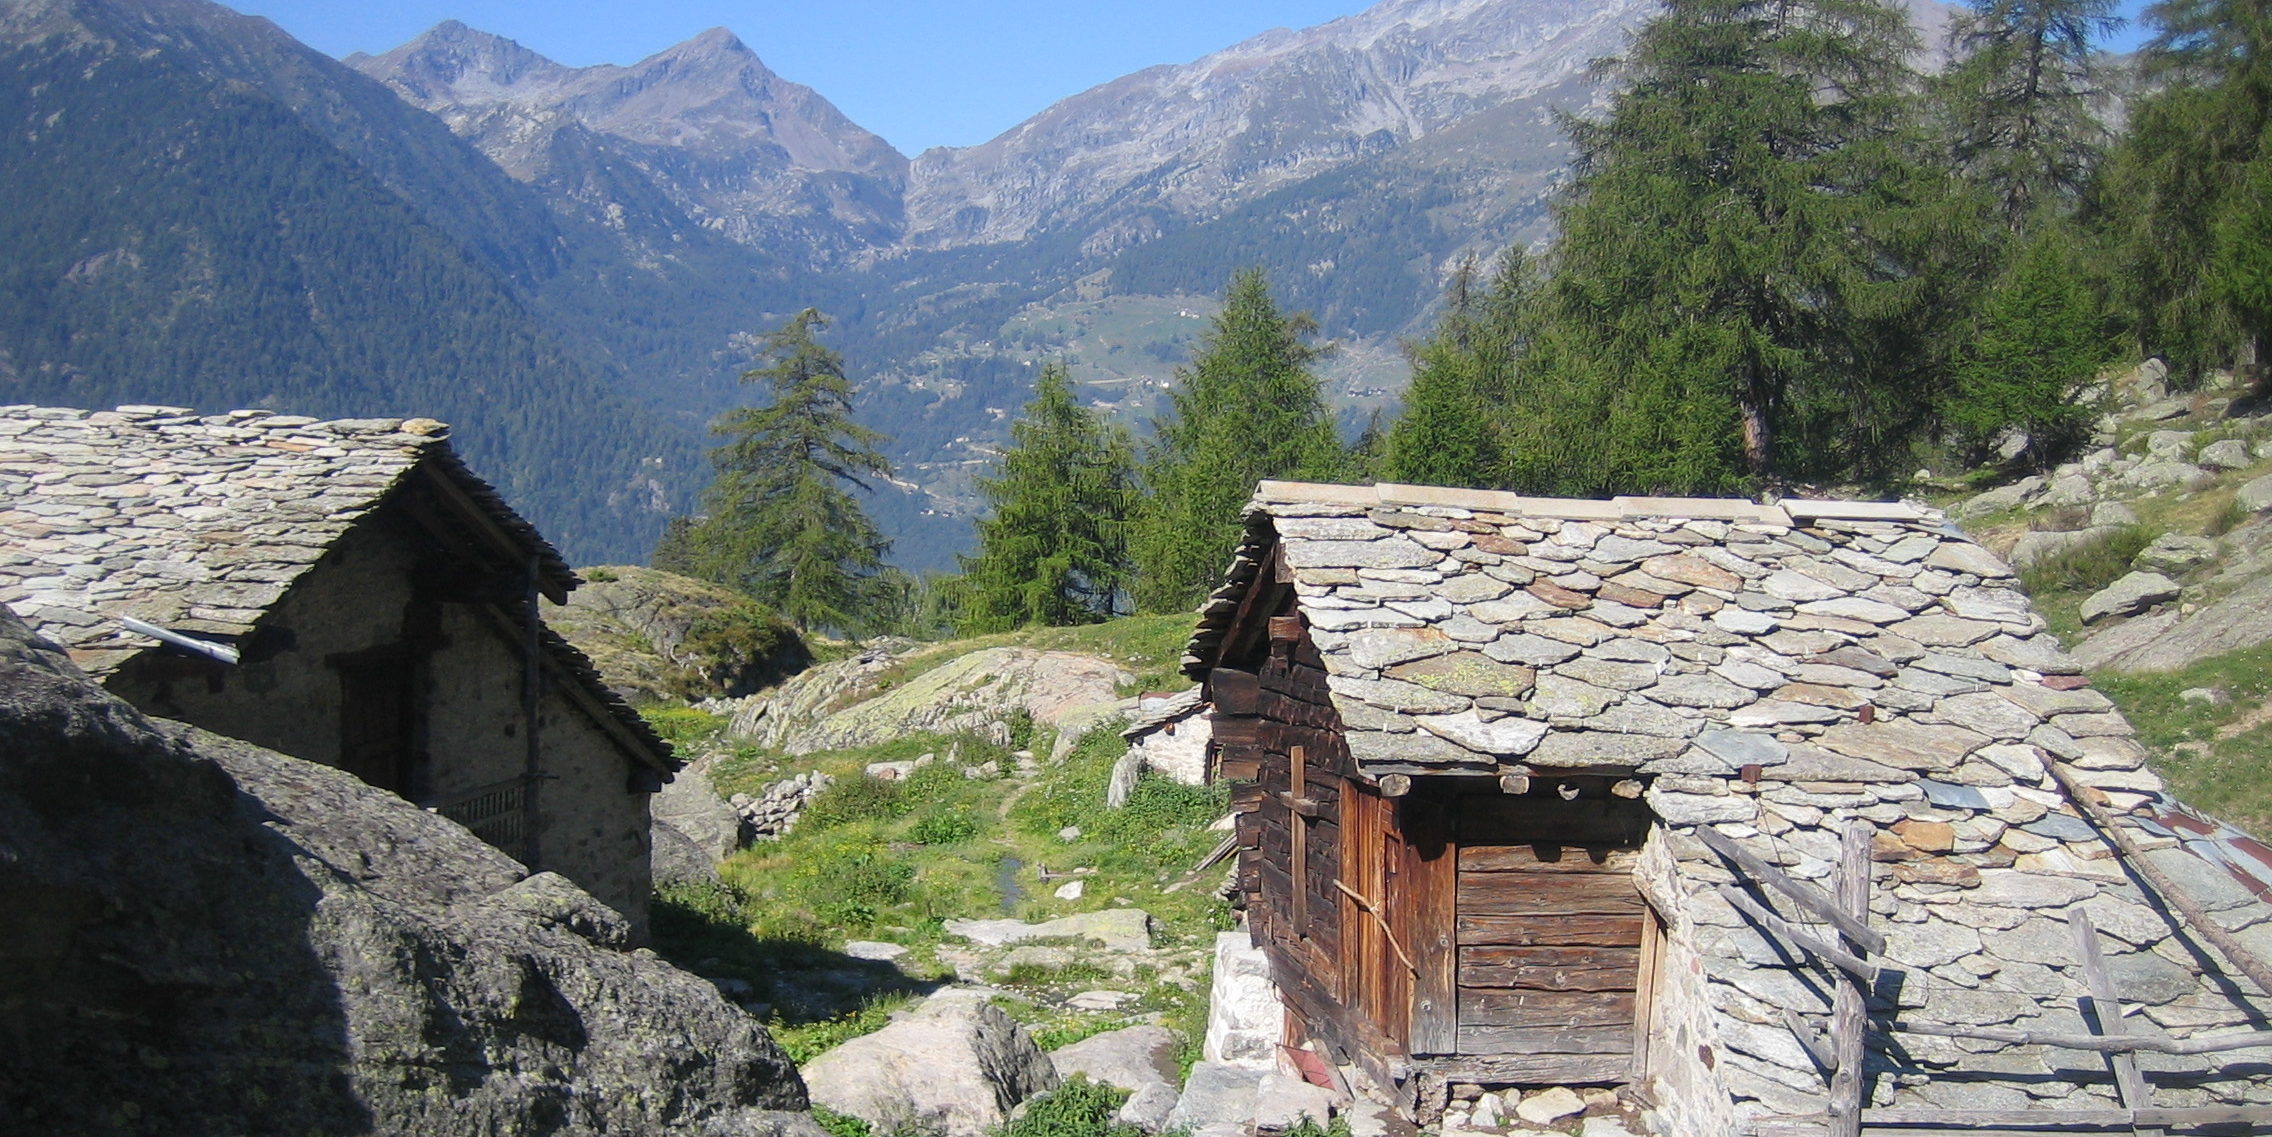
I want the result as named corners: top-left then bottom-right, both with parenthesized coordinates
top-left (2073, 910), bottom-right (2159, 1137)
top-left (1291, 745), bottom-right (1308, 930)
top-left (1827, 820), bottom-right (1872, 1137)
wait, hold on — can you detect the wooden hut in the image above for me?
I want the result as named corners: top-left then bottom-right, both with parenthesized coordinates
top-left (1184, 481), bottom-right (2272, 1133)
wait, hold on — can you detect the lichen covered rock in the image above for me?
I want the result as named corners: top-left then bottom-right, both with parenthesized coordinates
top-left (0, 608), bottom-right (813, 1136)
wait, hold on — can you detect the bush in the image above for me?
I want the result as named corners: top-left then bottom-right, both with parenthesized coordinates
top-left (995, 1077), bottom-right (1137, 1137)
top-left (910, 808), bottom-right (982, 846)
top-left (2019, 525), bottom-right (2156, 596)
top-left (801, 775), bottom-right (912, 831)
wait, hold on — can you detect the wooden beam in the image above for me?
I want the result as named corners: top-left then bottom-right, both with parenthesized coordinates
top-left (1783, 1006), bottom-right (1837, 1074)
top-left (1500, 773), bottom-right (1532, 795)
top-left (1379, 773), bottom-right (1412, 798)
top-left (1827, 821), bottom-right (1871, 1137)
top-left (1417, 1052), bottom-right (1630, 1085)
top-left (2073, 910), bottom-right (2158, 1137)
top-left (1291, 744), bottom-right (1308, 931)
top-left (1696, 826), bottom-right (1887, 956)
top-left (1759, 1106), bottom-right (2272, 1128)
top-left (2045, 759), bottom-right (2272, 1002)
top-left (1871, 1019), bottom-right (2272, 1055)
top-left (1717, 884), bottom-right (1880, 983)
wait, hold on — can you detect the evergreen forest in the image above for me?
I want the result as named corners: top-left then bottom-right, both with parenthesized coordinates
top-left (667, 0), bottom-right (2272, 631)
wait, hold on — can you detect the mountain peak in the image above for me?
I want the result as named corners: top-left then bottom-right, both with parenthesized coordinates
top-left (365, 20), bottom-right (567, 100)
top-left (680, 27), bottom-right (749, 55)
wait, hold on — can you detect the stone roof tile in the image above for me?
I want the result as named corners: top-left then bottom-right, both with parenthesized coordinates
top-left (0, 405), bottom-right (668, 771)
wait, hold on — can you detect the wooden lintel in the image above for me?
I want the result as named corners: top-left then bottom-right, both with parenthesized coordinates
top-left (1697, 826), bottom-right (1887, 956)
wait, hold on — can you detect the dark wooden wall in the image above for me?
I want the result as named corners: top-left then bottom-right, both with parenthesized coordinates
top-left (1452, 792), bottom-right (1650, 1076)
top-left (1219, 610), bottom-right (1364, 1063)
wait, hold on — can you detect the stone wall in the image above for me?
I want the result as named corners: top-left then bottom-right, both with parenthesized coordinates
top-left (107, 509), bottom-right (656, 936)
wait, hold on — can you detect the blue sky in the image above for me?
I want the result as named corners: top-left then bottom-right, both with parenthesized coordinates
top-left (235, 0), bottom-right (2160, 156)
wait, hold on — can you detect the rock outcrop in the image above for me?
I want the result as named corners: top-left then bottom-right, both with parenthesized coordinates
top-left (0, 609), bottom-right (813, 1136)
top-left (722, 644), bottom-right (1131, 755)
top-left (800, 990), bottom-right (1059, 1137)
top-left (549, 565), bottom-right (810, 702)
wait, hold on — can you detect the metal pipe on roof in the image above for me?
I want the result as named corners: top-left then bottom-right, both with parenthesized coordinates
top-left (117, 616), bottom-right (239, 665)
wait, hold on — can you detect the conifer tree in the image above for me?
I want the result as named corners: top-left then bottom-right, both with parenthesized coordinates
top-left (2111, 0), bottom-right (2272, 377)
top-left (1938, 0), bottom-right (2122, 229)
top-left (1524, 0), bottom-right (1937, 491)
top-left (1384, 253), bottom-right (1535, 489)
top-left (1947, 230), bottom-right (2111, 462)
top-left (957, 362), bottom-right (1136, 633)
top-left (1132, 269), bottom-right (1343, 613)
top-left (686, 308), bottom-right (893, 633)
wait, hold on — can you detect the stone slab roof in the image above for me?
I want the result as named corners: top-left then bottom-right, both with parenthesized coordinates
top-left (1186, 481), bottom-right (2272, 1124)
top-left (0, 405), bottom-right (668, 770)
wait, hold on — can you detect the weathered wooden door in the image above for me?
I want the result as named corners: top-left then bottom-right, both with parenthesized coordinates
top-left (1338, 784), bottom-right (1458, 1061)
top-left (336, 652), bottom-right (418, 795)
top-left (1339, 781), bottom-right (1408, 1056)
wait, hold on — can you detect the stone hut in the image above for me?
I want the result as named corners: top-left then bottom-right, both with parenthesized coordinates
top-left (1184, 480), bottom-right (2272, 1134)
top-left (0, 405), bottom-right (674, 935)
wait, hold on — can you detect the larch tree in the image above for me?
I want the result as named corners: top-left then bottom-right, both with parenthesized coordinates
top-left (1524, 0), bottom-right (1938, 491)
top-left (956, 362), bottom-right (1136, 633)
top-left (2112, 0), bottom-right (2272, 378)
top-left (1930, 0), bottom-right (2120, 459)
top-left (686, 308), bottom-right (893, 633)
top-left (1384, 252), bottom-right (1534, 489)
top-left (1132, 269), bottom-right (1344, 614)
top-left (1946, 230), bottom-right (2110, 462)
top-left (1939, 0), bottom-right (2122, 229)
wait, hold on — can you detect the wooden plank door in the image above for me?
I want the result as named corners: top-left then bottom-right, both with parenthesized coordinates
top-left (1339, 780), bottom-right (1428, 1057)
top-left (1401, 792), bottom-right (1458, 1055)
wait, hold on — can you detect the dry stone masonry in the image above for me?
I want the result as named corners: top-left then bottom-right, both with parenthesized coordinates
top-left (1185, 482), bottom-right (2272, 1134)
top-left (0, 405), bottom-right (562, 672)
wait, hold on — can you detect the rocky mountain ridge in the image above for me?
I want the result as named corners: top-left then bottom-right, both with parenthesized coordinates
top-left (349, 21), bottom-right (906, 267)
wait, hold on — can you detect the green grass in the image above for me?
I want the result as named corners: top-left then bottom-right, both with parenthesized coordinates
top-left (2095, 642), bottom-right (2272, 837)
top-left (650, 712), bottom-right (1232, 1067)
top-left (997, 1077), bottom-right (1139, 1137)
top-left (771, 993), bottom-right (921, 1064)
top-left (2018, 524), bottom-right (2156, 596)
